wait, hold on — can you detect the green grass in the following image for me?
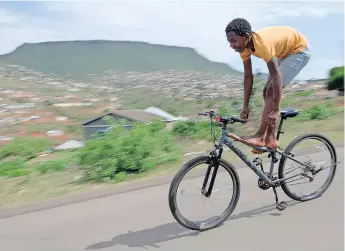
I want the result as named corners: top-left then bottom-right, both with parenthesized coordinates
top-left (294, 90), bottom-right (315, 96)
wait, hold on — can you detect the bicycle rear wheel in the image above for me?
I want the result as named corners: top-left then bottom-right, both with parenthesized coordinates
top-left (278, 133), bottom-right (337, 202)
top-left (168, 155), bottom-right (240, 231)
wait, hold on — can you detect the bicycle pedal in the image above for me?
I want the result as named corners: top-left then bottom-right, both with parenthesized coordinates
top-left (253, 157), bottom-right (263, 165)
top-left (276, 201), bottom-right (288, 211)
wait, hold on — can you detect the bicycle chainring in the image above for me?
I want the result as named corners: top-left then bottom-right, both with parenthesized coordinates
top-left (258, 172), bottom-right (271, 190)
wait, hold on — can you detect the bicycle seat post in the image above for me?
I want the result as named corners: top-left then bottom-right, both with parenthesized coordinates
top-left (276, 114), bottom-right (285, 141)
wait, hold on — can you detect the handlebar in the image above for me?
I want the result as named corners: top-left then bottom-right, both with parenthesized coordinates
top-left (217, 115), bottom-right (246, 124)
top-left (198, 110), bottom-right (246, 142)
top-left (198, 110), bottom-right (246, 124)
top-left (198, 111), bottom-right (216, 117)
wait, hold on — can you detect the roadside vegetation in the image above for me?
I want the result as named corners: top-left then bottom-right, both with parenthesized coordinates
top-left (1, 66), bottom-right (344, 209)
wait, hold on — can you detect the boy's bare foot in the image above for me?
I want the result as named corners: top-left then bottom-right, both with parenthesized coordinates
top-left (249, 131), bottom-right (279, 154)
top-left (245, 137), bottom-right (265, 147)
top-left (241, 132), bottom-right (264, 140)
top-left (265, 138), bottom-right (279, 149)
top-left (242, 134), bottom-right (257, 140)
top-left (227, 133), bottom-right (247, 143)
top-left (264, 128), bottom-right (279, 149)
top-left (251, 140), bottom-right (278, 154)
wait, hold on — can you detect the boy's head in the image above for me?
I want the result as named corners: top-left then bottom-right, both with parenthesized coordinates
top-left (225, 18), bottom-right (252, 53)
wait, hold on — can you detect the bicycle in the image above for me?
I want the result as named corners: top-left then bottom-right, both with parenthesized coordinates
top-left (168, 108), bottom-right (339, 231)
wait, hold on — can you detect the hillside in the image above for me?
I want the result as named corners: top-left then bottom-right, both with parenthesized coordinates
top-left (0, 40), bottom-right (239, 79)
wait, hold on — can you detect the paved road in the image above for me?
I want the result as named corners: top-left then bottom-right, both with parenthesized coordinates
top-left (1, 147), bottom-right (343, 251)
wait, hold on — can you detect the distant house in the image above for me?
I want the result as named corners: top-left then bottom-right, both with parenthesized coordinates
top-left (81, 109), bottom-right (166, 140)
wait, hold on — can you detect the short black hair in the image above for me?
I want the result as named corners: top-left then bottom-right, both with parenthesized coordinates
top-left (225, 18), bottom-right (252, 36)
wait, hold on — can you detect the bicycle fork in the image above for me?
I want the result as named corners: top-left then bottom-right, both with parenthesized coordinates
top-left (201, 147), bottom-right (222, 197)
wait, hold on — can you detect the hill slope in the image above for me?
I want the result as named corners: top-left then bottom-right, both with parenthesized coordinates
top-left (0, 40), bottom-right (239, 78)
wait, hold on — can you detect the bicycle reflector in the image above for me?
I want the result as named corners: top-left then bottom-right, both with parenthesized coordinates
top-left (216, 116), bottom-right (221, 122)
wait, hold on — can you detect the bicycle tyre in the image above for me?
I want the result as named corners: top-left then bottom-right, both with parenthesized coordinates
top-left (278, 133), bottom-right (338, 202)
top-left (168, 155), bottom-right (241, 231)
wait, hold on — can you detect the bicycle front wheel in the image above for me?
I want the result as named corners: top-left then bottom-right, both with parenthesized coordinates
top-left (168, 155), bottom-right (240, 231)
top-left (278, 133), bottom-right (338, 202)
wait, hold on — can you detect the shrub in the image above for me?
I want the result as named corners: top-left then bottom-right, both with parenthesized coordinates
top-left (36, 159), bottom-right (70, 174)
top-left (44, 99), bottom-right (53, 106)
top-left (0, 137), bottom-right (52, 161)
top-left (0, 158), bottom-right (31, 177)
top-left (299, 103), bottom-right (334, 121)
top-left (327, 75), bottom-right (344, 91)
top-left (78, 121), bottom-right (181, 181)
top-left (329, 66), bottom-right (344, 77)
top-left (327, 66), bottom-right (344, 91)
top-left (172, 120), bottom-right (217, 141)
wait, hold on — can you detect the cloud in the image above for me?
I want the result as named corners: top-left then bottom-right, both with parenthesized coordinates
top-left (0, 7), bottom-right (59, 54)
top-left (0, 8), bottom-right (22, 24)
top-left (264, 2), bottom-right (344, 19)
top-left (0, 1), bottom-right (343, 78)
top-left (29, 1), bottom-right (345, 60)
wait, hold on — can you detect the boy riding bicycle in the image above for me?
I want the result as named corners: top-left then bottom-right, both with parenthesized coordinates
top-left (225, 18), bottom-right (311, 153)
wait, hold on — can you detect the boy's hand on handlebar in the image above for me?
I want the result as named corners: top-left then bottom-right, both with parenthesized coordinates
top-left (240, 106), bottom-right (249, 121)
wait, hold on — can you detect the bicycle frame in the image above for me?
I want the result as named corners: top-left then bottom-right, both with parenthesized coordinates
top-left (205, 118), bottom-right (322, 190)
top-left (219, 128), bottom-right (274, 184)
top-left (221, 127), bottom-right (325, 183)
top-left (200, 112), bottom-right (335, 198)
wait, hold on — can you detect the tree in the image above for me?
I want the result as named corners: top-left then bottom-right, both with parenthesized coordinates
top-left (327, 66), bottom-right (344, 95)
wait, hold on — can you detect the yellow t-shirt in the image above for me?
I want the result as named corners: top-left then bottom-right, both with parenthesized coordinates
top-left (240, 26), bottom-right (308, 63)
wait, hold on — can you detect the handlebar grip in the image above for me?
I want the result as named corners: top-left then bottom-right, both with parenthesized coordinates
top-left (231, 116), bottom-right (247, 123)
top-left (198, 112), bottom-right (215, 116)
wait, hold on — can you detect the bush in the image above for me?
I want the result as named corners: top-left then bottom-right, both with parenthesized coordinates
top-left (327, 75), bottom-right (344, 91)
top-left (36, 159), bottom-right (70, 174)
top-left (78, 121), bottom-right (182, 181)
top-left (172, 120), bottom-right (217, 141)
top-left (0, 137), bottom-right (52, 161)
top-left (0, 158), bottom-right (31, 177)
top-left (329, 66), bottom-right (344, 77)
top-left (299, 103), bottom-right (334, 121)
top-left (44, 99), bottom-right (53, 106)
top-left (327, 66), bottom-right (344, 91)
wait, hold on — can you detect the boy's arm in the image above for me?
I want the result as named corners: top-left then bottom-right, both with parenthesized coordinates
top-left (265, 57), bottom-right (283, 125)
top-left (258, 42), bottom-right (282, 124)
top-left (243, 58), bottom-right (254, 108)
top-left (266, 58), bottom-right (282, 112)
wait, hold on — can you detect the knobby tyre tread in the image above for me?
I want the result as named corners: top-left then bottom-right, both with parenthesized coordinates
top-left (278, 133), bottom-right (337, 202)
top-left (168, 155), bottom-right (240, 231)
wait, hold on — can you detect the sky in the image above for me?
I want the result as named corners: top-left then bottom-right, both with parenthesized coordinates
top-left (0, 0), bottom-right (344, 80)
